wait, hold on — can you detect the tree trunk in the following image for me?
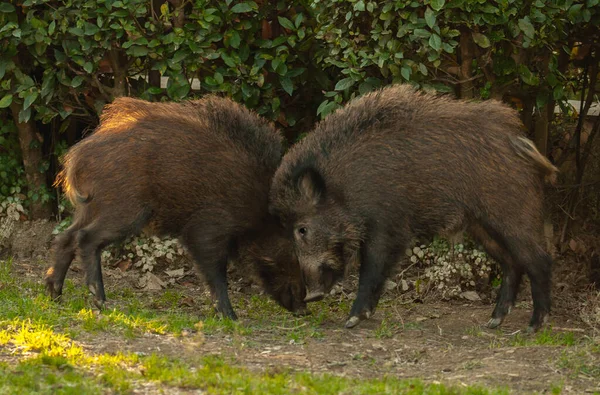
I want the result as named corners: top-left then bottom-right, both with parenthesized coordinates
top-left (533, 102), bottom-right (552, 156)
top-left (168, 0), bottom-right (185, 28)
top-left (521, 97), bottom-right (534, 133)
top-left (108, 49), bottom-right (127, 97)
top-left (148, 0), bottom-right (165, 91)
top-left (10, 102), bottom-right (52, 219)
top-left (459, 31), bottom-right (474, 99)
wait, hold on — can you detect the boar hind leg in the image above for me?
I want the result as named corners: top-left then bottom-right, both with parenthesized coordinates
top-left (346, 232), bottom-right (402, 329)
top-left (45, 222), bottom-right (82, 301)
top-left (512, 242), bottom-right (552, 332)
top-left (76, 227), bottom-right (121, 309)
top-left (477, 222), bottom-right (552, 332)
top-left (182, 221), bottom-right (237, 320)
top-left (469, 223), bottom-right (523, 329)
top-left (77, 210), bottom-right (151, 309)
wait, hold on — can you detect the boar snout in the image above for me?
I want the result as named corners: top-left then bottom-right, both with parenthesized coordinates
top-left (304, 290), bottom-right (325, 303)
top-left (302, 265), bottom-right (326, 302)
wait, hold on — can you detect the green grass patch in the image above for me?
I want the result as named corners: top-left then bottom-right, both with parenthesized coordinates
top-left (557, 343), bottom-right (600, 379)
top-left (0, 259), bottom-right (513, 393)
top-left (508, 327), bottom-right (579, 347)
top-left (0, 312), bottom-right (510, 394)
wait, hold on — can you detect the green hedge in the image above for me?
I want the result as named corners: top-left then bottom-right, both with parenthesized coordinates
top-left (0, 0), bottom-right (598, 215)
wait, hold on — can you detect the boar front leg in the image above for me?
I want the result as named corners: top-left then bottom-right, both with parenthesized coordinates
top-left (182, 218), bottom-right (237, 321)
top-left (345, 232), bottom-right (401, 328)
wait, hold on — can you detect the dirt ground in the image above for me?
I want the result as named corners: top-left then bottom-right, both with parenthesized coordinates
top-left (8, 251), bottom-right (600, 395)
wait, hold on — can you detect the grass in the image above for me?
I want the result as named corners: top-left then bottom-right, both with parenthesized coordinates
top-left (0, 259), bottom-right (576, 394)
top-left (557, 343), bottom-right (600, 380)
top-left (508, 327), bottom-right (579, 347)
top-left (0, 317), bottom-right (509, 394)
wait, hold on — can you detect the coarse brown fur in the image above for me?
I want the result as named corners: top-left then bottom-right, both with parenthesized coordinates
top-left (269, 84), bottom-right (558, 331)
top-left (46, 96), bottom-right (306, 318)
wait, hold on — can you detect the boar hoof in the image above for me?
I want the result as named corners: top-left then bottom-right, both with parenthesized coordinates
top-left (217, 309), bottom-right (238, 321)
top-left (345, 316), bottom-right (361, 328)
top-left (45, 281), bottom-right (62, 302)
top-left (486, 317), bottom-right (503, 329)
top-left (526, 314), bottom-right (548, 334)
top-left (93, 298), bottom-right (106, 311)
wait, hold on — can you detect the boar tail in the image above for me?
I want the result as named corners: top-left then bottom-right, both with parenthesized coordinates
top-left (54, 157), bottom-right (92, 205)
top-left (511, 136), bottom-right (559, 185)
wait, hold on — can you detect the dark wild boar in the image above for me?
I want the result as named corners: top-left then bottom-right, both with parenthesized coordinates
top-left (45, 96), bottom-right (306, 319)
top-left (269, 84), bottom-right (557, 332)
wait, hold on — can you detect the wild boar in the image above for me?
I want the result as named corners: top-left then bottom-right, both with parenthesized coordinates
top-left (45, 95), bottom-right (306, 319)
top-left (269, 84), bottom-right (557, 332)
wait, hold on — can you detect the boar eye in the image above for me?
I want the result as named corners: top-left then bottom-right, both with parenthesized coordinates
top-left (297, 227), bottom-right (308, 236)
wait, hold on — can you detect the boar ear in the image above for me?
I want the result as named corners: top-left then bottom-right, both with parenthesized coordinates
top-left (296, 168), bottom-right (326, 206)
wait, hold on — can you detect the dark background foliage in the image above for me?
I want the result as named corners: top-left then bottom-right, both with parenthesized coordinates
top-left (0, 0), bottom-right (599, 247)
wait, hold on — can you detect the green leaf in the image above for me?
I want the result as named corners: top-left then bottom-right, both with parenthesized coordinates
top-left (334, 77), bottom-right (355, 91)
top-left (68, 27), bottom-right (84, 37)
top-left (429, 34), bottom-right (441, 51)
top-left (214, 72), bottom-right (224, 85)
top-left (0, 94), bottom-right (12, 109)
top-left (587, 0), bottom-right (599, 7)
top-left (294, 13), bottom-right (304, 28)
top-left (84, 22), bottom-right (100, 35)
top-left (41, 74), bottom-right (55, 99)
top-left (71, 76), bottom-right (84, 88)
top-left (424, 7), bottom-right (436, 29)
top-left (401, 66), bottom-right (411, 81)
top-left (229, 30), bottom-right (241, 48)
top-left (582, 9), bottom-right (591, 22)
top-left (518, 65), bottom-right (539, 86)
top-left (231, 2), bottom-right (255, 13)
top-left (413, 29), bottom-right (431, 39)
top-left (472, 32), bottom-right (491, 48)
top-left (23, 91), bottom-right (38, 111)
top-left (221, 52), bottom-right (237, 68)
top-left (272, 57), bottom-right (281, 72)
top-left (167, 73), bottom-right (190, 100)
top-left (48, 20), bottom-right (56, 35)
top-left (239, 44), bottom-right (250, 62)
top-left (83, 62), bottom-right (94, 73)
top-left (553, 85), bottom-right (564, 100)
top-left (280, 77), bottom-right (293, 95)
top-left (568, 4), bottom-right (583, 19)
top-left (359, 81), bottom-right (375, 94)
top-left (0, 60), bottom-right (9, 80)
top-left (518, 17), bottom-right (535, 39)
top-left (546, 73), bottom-right (558, 87)
top-left (317, 99), bottom-right (339, 118)
top-left (0, 2), bottom-right (15, 12)
top-left (286, 68), bottom-right (306, 78)
top-left (19, 107), bottom-right (31, 123)
top-left (354, 0), bottom-right (365, 11)
top-left (128, 46), bottom-right (149, 57)
top-left (430, 0), bottom-right (445, 11)
top-left (278, 16), bottom-right (295, 31)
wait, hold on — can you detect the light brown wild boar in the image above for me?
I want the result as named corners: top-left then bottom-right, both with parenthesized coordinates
top-left (45, 96), bottom-right (306, 319)
top-left (269, 84), bottom-right (557, 332)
